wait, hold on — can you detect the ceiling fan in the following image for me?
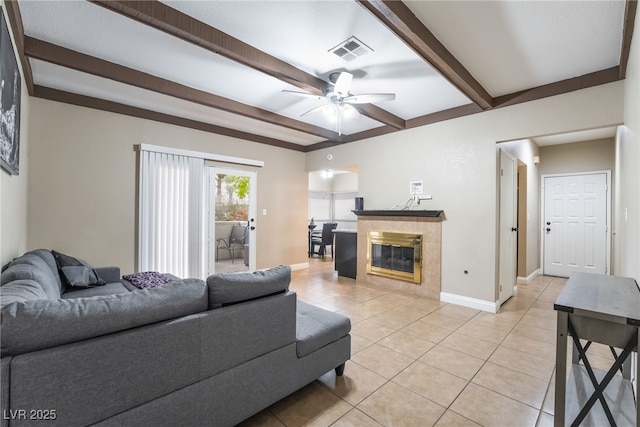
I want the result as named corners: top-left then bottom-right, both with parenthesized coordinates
top-left (282, 71), bottom-right (396, 135)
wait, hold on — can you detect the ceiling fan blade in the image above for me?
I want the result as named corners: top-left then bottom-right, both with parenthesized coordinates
top-left (333, 72), bottom-right (353, 97)
top-left (301, 104), bottom-right (331, 117)
top-left (343, 93), bottom-right (396, 104)
top-left (281, 90), bottom-right (325, 102)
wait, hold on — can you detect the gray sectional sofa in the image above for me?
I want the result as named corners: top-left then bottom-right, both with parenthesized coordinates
top-left (0, 249), bottom-right (351, 426)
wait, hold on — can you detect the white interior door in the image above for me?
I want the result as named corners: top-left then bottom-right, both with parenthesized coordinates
top-left (543, 173), bottom-right (608, 277)
top-left (499, 150), bottom-right (517, 304)
top-left (208, 166), bottom-right (257, 274)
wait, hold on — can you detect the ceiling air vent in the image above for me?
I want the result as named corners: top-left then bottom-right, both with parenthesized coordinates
top-left (329, 37), bottom-right (372, 62)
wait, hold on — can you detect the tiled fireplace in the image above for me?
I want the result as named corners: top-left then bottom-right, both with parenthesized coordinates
top-left (354, 210), bottom-right (444, 300)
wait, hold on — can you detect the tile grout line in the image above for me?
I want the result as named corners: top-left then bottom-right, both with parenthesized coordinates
top-left (289, 265), bottom-right (563, 426)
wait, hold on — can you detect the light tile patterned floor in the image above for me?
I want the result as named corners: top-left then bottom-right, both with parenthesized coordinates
top-left (238, 258), bottom-right (612, 427)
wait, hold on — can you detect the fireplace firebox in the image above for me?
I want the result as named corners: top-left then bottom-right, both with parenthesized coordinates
top-left (366, 231), bottom-right (422, 284)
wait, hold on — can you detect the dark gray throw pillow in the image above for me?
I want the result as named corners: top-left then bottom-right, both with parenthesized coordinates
top-left (52, 250), bottom-right (106, 291)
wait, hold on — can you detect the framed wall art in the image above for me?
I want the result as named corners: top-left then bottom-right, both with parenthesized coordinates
top-left (0, 8), bottom-right (21, 176)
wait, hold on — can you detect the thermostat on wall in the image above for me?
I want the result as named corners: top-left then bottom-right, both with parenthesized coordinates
top-left (410, 181), bottom-right (423, 195)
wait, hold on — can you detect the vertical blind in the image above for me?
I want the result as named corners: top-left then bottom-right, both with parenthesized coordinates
top-left (138, 149), bottom-right (204, 278)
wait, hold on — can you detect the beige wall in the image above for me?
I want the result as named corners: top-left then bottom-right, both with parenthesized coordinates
top-left (539, 138), bottom-right (615, 175)
top-left (615, 2), bottom-right (640, 281)
top-left (27, 98), bottom-right (308, 274)
top-left (308, 171), bottom-right (358, 193)
top-left (331, 172), bottom-right (358, 193)
top-left (308, 171), bottom-right (332, 192)
top-left (0, 3), bottom-right (31, 266)
top-left (307, 82), bottom-right (624, 304)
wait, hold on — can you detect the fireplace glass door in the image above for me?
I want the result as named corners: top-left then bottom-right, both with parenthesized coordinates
top-left (371, 244), bottom-right (415, 274)
top-left (367, 231), bottom-right (422, 284)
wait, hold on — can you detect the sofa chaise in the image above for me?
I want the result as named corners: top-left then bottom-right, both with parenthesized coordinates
top-left (0, 249), bottom-right (351, 426)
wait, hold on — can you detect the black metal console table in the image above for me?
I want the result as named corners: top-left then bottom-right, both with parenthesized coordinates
top-left (554, 272), bottom-right (640, 426)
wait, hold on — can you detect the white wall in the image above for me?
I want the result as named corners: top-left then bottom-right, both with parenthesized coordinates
top-left (0, 3), bottom-right (31, 266)
top-left (27, 98), bottom-right (308, 274)
top-left (615, 2), bottom-right (640, 281)
top-left (307, 82), bottom-right (624, 304)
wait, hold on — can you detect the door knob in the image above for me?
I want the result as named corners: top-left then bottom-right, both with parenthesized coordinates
top-left (511, 227), bottom-right (517, 232)
top-left (250, 226), bottom-right (256, 231)
top-left (546, 221), bottom-right (551, 226)
top-left (546, 228), bottom-right (551, 232)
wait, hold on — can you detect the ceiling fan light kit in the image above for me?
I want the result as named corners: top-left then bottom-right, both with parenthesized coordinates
top-left (282, 71), bottom-right (396, 136)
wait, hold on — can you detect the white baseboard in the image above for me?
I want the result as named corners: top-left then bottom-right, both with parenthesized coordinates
top-left (290, 262), bottom-right (309, 271)
top-left (440, 292), bottom-right (498, 313)
top-left (516, 269), bottom-right (540, 285)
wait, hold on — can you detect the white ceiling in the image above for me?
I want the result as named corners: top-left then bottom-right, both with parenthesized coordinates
top-left (12, 0), bottom-right (632, 150)
top-left (406, 1), bottom-right (625, 96)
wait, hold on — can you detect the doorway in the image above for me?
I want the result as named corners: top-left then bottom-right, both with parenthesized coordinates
top-left (208, 166), bottom-right (257, 274)
top-left (542, 172), bottom-right (610, 277)
top-left (498, 150), bottom-right (518, 304)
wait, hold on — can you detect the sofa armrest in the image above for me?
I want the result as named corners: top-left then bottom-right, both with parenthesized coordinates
top-left (95, 266), bottom-right (120, 283)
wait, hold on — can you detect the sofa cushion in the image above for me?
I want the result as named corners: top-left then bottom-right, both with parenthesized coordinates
top-left (206, 265), bottom-right (290, 308)
top-left (1, 258), bottom-right (61, 300)
top-left (21, 249), bottom-right (64, 293)
top-left (296, 301), bottom-right (351, 358)
top-left (0, 279), bottom-right (48, 306)
top-left (53, 250), bottom-right (105, 291)
top-left (61, 282), bottom-right (131, 299)
top-left (25, 249), bottom-right (59, 269)
top-left (0, 278), bottom-right (208, 357)
top-left (94, 266), bottom-right (121, 284)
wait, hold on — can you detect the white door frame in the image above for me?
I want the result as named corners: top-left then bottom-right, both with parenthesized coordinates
top-left (540, 170), bottom-right (611, 276)
top-left (498, 150), bottom-right (518, 305)
top-left (207, 166), bottom-right (258, 274)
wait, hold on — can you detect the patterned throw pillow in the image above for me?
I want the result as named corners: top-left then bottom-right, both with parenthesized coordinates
top-left (122, 272), bottom-right (174, 289)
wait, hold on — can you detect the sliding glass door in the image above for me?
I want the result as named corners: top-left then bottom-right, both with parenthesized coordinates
top-left (207, 166), bottom-right (257, 275)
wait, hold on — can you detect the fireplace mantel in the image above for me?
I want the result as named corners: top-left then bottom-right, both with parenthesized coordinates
top-left (352, 210), bottom-right (444, 220)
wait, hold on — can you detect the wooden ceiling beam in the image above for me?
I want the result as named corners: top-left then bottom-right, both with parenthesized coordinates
top-left (23, 36), bottom-right (342, 141)
top-left (355, 104), bottom-right (405, 130)
top-left (357, 0), bottom-right (493, 110)
top-left (3, 0), bottom-right (34, 95)
top-left (90, 0), bottom-right (328, 96)
top-left (90, 0), bottom-right (406, 130)
top-left (619, 0), bottom-right (638, 79)
top-left (33, 86), bottom-right (310, 151)
top-left (407, 104), bottom-right (483, 129)
top-left (493, 67), bottom-right (620, 109)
